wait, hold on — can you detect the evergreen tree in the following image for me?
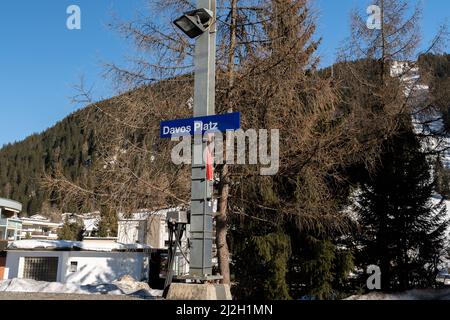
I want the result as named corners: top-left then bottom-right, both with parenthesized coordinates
top-left (356, 129), bottom-right (449, 291)
top-left (96, 205), bottom-right (118, 238)
top-left (434, 156), bottom-right (450, 198)
top-left (58, 217), bottom-right (85, 241)
top-left (288, 234), bottom-right (354, 300)
top-left (233, 232), bottom-right (292, 300)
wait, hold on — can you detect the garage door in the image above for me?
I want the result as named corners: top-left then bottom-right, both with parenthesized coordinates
top-left (22, 257), bottom-right (58, 282)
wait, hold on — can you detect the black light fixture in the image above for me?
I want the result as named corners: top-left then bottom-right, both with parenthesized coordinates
top-left (173, 8), bottom-right (214, 39)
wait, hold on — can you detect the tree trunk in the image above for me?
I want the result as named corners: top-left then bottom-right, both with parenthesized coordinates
top-left (215, 0), bottom-right (237, 285)
top-left (216, 165), bottom-right (231, 284)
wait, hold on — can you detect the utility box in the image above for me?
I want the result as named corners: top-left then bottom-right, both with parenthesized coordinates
top-left (167, 210), bottom-right (189, 225)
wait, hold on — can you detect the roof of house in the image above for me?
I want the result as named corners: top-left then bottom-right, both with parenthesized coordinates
top-left (20, 218), bottom-right (62, 227)
top-left (118, 207), bottom-right (182, 221)
top-left (0, 198), bottom-right (22, 212)
top-left (28, 214), bottom-right (50, 221)
top-left (7, 240), bottom-right (153, 252)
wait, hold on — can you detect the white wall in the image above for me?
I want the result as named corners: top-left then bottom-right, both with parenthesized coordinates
top-left (5, 251), bottom-right (66, 282)
top-left (5, 250), bottom-right (150, 285)
top-left (118, 218), bottom-right (172, 249)
top-left (117, 220), bottom-right (143, 244)
top-left (63, 251), bottom-right (149, 285)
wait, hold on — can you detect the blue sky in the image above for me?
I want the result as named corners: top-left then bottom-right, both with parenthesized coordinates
top-left (0, 0), bottom-right (448, 146)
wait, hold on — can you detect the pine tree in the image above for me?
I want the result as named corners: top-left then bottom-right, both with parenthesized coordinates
top-left (233, 232), bottom-right (292, 300)
top-left (58, 217), bottom-right (85, 241)
top-left (356, 128), bottom-right (449, 291)
top-left (96, 205), bottom-right (118, 238)
top-left (434, 156), bottom-right (450, 198)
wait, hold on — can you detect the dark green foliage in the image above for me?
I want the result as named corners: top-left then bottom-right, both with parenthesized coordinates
top-left (419, 53), bottom-right (450, 80)
top-left (96, 205), bottom-right (118, 237)
top-left (434, 156), bottom-right (450, 198)
top-left (356, 129), bottom-right (449, 291)
top-left (232, 232), bottom-right (292, 300)
top-left (0, 108), bottom-right (99, 215)
top-left (58, 218), bottom-right (85, 241)
top-left (0, 52), bottom-right (447, 298)
top-left (418, 54), bottom-right (450, 132)
top-left (288, 234), bottom-right (354, 300)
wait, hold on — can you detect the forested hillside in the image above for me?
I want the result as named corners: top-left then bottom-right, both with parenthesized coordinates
top-left (0, 105), bottom-right (99, 215)
top-left (0, 0), bottom-right (449, 298)
top-left (419, 54), bottom-right (450, 131)
top-left (0, 53), bottom-right (448, 219)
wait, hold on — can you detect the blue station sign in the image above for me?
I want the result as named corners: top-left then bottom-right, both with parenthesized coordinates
top-left (160, 112), bottom-right (241, 138)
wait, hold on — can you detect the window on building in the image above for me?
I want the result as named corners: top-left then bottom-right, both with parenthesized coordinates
top-left (70, 261), bottom-right (78, 273)
top-left (22, 257), bottom-right (58, 282)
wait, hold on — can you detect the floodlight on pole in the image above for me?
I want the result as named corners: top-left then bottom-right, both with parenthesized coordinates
top-left (173, 8), bottom-right (214, 39)
top-left (173, 0), bottom-right (218, 281)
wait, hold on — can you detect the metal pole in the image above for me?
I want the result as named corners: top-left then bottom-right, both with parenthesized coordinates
top-left (189, 0), bottom-right (216, 278)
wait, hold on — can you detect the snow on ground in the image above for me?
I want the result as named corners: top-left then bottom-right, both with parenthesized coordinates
top-left (346, 288), bottom-right (450, 300)
top-left (0, 277), bottom-right (163, 299)
top-left (431, 194), bottom-right (450, 219)
top-left (7, 240), bottom-right (152, 252)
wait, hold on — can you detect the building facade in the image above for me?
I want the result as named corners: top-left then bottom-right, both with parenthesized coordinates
top-left (0, 198), bottom-right (22, 241)
top-left (118, 209), bottom-right (190, 276)
top-left (117, 209), bottom-right (172, 249)
top-left (20, 215), bottom-right (61, 240)
top-left (4, 241), bottom-right (151, 284)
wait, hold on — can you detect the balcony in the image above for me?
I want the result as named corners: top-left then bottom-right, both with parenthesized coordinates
top-left (0, 218), bottom-right (22, 229)
top-left (0, 218), bottom-right (22, 241)
top-left (0, 198), bottom-right (23, 242)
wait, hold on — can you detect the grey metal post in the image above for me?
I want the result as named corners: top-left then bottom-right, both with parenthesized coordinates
top-left (189, 0), bottom-right (216, 278)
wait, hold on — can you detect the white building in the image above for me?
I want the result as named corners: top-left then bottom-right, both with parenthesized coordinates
top-left (118, 208), bottom-right (189, 276)
top-left (3, 240), bottom-right (151, 285)
top-left (20, 215), bottom-right (61, 240)
top-left (117, 209), bottom-right (174, 249)
top-left (0, 198), bottom-right (22, 241)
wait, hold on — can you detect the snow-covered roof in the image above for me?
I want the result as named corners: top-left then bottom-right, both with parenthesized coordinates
top-left (62, 212), bottom-right (100, 220)
top-left (7, 240), bottom-right (152, 252)
top-left (20, 219), bottom-right (62, 227)
top-left (118, 208), bottom-right (181, 221)
top-left (0, 198), bottom-right (22, 212)
top-left (28, 214), bottom-right (50, 221)
top-left (118, 203), bottom-right (218, 221)
top-left (20, 215), bottom-right (61, 228)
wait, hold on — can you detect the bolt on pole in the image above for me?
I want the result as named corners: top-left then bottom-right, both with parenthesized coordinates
top-left (189, 0), bottom-right (217, 278)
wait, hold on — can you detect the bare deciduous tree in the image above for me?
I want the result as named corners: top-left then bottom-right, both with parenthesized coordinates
top-left (43, 0), bottom-right (447, 286)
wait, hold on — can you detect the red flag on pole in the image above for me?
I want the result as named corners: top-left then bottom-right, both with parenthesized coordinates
top-left (206, 135), bottom-right (214, 181)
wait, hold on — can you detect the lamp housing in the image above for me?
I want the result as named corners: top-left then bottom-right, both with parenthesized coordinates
top-left (173, 8), bottom-right (214, 39)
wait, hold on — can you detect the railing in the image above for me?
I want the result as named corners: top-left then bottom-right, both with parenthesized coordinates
top-left (0, 218), bottom-right (22, 229)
